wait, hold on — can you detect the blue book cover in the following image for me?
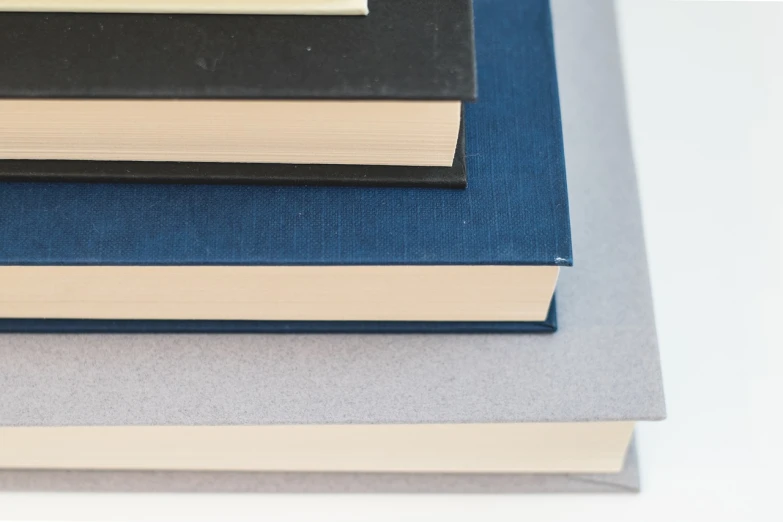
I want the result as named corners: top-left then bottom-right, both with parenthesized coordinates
top-left (0, 0), bottom-right (570, 333)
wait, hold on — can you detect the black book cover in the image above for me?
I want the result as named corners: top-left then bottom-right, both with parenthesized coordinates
top-left (0, 123), bottom-right (467, 187)
top-left (0, 0), bottom-right (477, 100)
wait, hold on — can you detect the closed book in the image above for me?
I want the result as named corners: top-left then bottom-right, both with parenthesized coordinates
top-left (0, 124), bottom-right (469, 188)
top-left (0, 300), bottom-right (557, 334)
top-left (0, 0), bottom-right (571, 330)
top-left (0, 0), bottom-right (666, 489)
top-left (0, 0), bottom-right (476, 179)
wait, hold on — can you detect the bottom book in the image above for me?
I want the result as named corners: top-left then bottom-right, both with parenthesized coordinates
top-left (0, 0), bottom-right (662, 493)
top-left (0, 441), bottom-right (640, 494)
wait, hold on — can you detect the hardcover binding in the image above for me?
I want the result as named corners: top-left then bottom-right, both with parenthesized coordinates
top-left (0, 298), bottom-right (556, 334)
top-left (0, 0), bottom-right (571, 268)
top-left (0, 0), bottom-right (661, 495)
top-left (0, 0), bottom-right (477, 100)
top-left (0, 440), bottom-right (640, 494)
top-left (0, 440), bottom-right (640, 493)
top-left (0, 119), bottom-right (467, 188)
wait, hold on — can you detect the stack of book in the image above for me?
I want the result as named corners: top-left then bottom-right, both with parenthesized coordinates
top-left (0, 0), bottom-right (665, 493)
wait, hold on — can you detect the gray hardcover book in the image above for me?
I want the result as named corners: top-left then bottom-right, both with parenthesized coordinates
top-left (0, 0), bottom-right (664, 493)
top-left (0, 442), bottom-right (642, 494)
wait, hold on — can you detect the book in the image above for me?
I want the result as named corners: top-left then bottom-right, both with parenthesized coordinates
top-left (0, 0), bottom-right (570, 326)
top-left (0, 423), bottom-right (635, 474)
top-left (0, 0), bottom-right (475, 170)
top-left (0, 442), bottom-right (642, 494)
top-left (0, 0), bottom-right (666, 486)
top-left (0, 300), bottom-right (557, 334)
top-left (0, 0), bottom-right (370, 15)
top-left (0, 122), bottom-right (469, 188)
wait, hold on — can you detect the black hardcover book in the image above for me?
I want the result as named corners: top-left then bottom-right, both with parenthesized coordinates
top-left (0, 0), bottom-right (476, 186)
top-left (0, 121), bottom-right (467, 188)
top-left (0, 0), bottom-right (476, 100)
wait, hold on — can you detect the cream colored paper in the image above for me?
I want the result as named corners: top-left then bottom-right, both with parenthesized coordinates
top-left (0, 0), bottom-right (369, 15)
top-left (0, 423), bottom-right (635, 473)
top-left (0, 100), bottom-right (461, 167)
top-left (0, 266), bottom-right (559, 321)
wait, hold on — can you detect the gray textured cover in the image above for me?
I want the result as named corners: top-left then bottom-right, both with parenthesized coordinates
top-left (0, 0), bottom-right (663, 493)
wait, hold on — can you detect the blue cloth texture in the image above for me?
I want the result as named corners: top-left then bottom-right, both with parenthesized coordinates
top-left (0, 0), bottom-right (571, 267)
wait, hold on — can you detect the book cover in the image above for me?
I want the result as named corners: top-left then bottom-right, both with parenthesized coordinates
top-left (0, 0), bottom-right (476, 100)
top-left (0, 0), bottom-right (473, 178)
top-left (0, 0), bottom-right (665, 493)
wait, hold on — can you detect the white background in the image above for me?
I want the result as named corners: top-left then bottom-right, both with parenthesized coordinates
top-left (1, 1), bottom-right (781, 520)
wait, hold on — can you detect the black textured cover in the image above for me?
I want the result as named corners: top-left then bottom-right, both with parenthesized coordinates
top-left (0, 0), bottom-right (477, 100)
top-left (0, 121), bottom-right (467, 188)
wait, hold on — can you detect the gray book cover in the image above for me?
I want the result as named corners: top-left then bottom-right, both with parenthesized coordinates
top-left (0, 0), bottom-right (665, 493)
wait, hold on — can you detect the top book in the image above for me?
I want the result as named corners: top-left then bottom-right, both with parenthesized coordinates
top-left (0, 0), bottom-right (476, 168)
top-left (0, 0), bottom-right (371, 15)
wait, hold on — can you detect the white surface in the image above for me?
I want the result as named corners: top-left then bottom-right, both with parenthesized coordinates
top-left (0, 1), bottom-right (781, 520)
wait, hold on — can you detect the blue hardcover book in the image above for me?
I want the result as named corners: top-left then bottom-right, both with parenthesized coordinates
top-left (0, 0), bottom-right (571, 333)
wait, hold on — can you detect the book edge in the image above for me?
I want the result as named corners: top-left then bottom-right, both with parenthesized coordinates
top-left (0, 0), bottom-right (370, 15)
